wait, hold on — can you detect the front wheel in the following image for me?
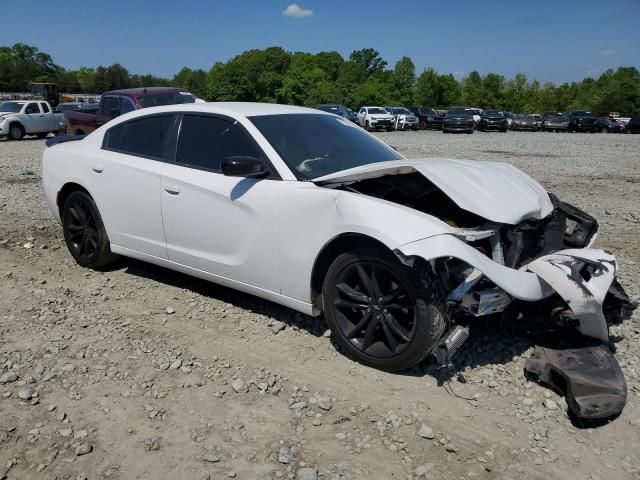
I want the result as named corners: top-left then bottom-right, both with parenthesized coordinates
top-left (8, 124), bottom-right (24, 140)
top-left (322, 249), bottom-right (446, 372)
top-left (62, 191), bottom-right (118, 269)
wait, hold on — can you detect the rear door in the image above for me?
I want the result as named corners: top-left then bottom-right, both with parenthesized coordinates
top-left (160, 113), bottom-right (282, 292)
top-left (39, 102), bottom-right (57, 131)
top-left (91, 114), bottom-right (176, 258)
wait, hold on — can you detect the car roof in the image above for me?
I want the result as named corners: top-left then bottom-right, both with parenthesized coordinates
top-left (104, 87), bottom-right (189, 97)
top-left (106, 102), bottom-right (331, 121)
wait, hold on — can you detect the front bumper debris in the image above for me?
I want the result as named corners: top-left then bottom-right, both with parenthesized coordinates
top-left (525, 249), bottom-right (616, 342)
top-left (525, 342), bottom-right (627, 419)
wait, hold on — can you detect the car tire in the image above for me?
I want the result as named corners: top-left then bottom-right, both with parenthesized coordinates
top-left (322, 248), bottom-right (446, 372)
top-left (365, 121), bottom-right (371, 132)
top-left (36, 132), bottom-right (49, 139)
top-left (419, 120), bottom-right (427, 130)
top-left (62, 191), bottom-right (118, 269)
top-left (8, 123), bottom-right (24, 140)
top-left (386, 127), bottom-right (394, 132)
top-left (601, 128), bottom-right (608, 133)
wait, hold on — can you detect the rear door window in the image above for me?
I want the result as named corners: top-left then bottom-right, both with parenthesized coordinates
top-left (119, 115), bottom-right (175, 160)
top-left (40, 102), bottom-right (50, 113)
top-left (175, 115), bottom-right (261, 172)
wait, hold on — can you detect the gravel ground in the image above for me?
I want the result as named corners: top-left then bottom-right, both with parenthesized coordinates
top-left (0, 131), bottom-right (639, 480)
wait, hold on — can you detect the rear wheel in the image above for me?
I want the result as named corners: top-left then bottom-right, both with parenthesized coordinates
top-left (601, 128), bottom-right (608, 133)
top-left (8, 124), bottom-right (24, 140)
top-left (62, 191), bottom-right (118, 269)
top-left (322, 249), bottom-right (446, 372)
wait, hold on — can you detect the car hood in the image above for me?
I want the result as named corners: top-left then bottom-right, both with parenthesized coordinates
top-left (0, 112), bottom-right (16, 118)
top-left (313, 158), bottom-right (554, 225)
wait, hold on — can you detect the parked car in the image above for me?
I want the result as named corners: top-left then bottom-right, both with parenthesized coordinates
top-left (503, 111), bottom-right (514, 127)
top-left (65, 87), bottom-right (197, 135)
top-left (566, 110), bottom-right (596, 132)
top-left (345, 108), bottom-right (359, 124)
top-left (357, 106), bottom-right (395, 131)
top-left (407, 106), bottom-right (443, 130)
top-left (510, 114), bottom-right (539, 131)
top-left (469, 108), bottom-right (483, 125)
top-left (626, 117), bottom-right (640, 134)
top-left (0, 100), bottom-right (62, 140)
top-left (55, 102), bottom-right (97, 132)
top-left (316, 104), bottom-right (350, 118)
top-left (42, 102), bottom-right (625, 373)
top-left (593, 117), bottom-right (625, 133)
top-left (530, 114), bottom-right (542, 129)
top-left (478, 110), bottom-right (508, 132)
top-left (443, 109), bottom-right (475, 133)
top-left (384, 106), bottom-right (419, 131)
top-left (540, 113), bottom-right (569, 132)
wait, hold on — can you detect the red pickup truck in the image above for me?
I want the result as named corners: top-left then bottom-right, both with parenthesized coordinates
top-left (65, 87), bottom-right (198, 135)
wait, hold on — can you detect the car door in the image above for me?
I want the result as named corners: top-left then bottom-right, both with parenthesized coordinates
top-left (22, 102), bottom-right (45, 132)
top-left (91, 114), bottom-right (176, 259)
top-left (39, 102), bottom-right (57, 131)
top-left (357, 108), bottom-right (366, 126)
top-left (160, 113), bottom-right (282, 293)
top-left (96, 96), bottom-right (121, 128)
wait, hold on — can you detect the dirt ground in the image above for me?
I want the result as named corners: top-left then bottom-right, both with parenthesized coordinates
top-left (1, 131), bottom-right (639, 480)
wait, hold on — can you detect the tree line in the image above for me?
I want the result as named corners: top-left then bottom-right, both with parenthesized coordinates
top-left (1, 43), bottom-right (639, 115)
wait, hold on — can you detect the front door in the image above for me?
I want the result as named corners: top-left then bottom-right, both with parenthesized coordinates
top-left (160, 113), bottom-right (282, 292)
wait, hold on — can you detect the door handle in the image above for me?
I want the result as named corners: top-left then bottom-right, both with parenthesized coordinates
top-left (91, 165), bottom-right (103, 173)
top-left (163, 185), bottom-right (180, 195)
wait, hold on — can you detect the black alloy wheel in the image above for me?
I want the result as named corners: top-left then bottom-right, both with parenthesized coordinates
top-left (323, 249), bottom-right (445, 371)
top-left (62, 191), bottom-right (118, 268)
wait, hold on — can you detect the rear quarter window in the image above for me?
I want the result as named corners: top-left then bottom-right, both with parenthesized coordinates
top-left (116, 115), bottom-right (176, 159)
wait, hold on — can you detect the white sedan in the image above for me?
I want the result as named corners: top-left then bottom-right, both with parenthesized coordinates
top-left (42, 102), bottom-right (626, 372)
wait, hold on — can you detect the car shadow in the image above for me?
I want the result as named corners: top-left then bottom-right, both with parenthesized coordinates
top-left (111, 257), bottom-right (328, 337)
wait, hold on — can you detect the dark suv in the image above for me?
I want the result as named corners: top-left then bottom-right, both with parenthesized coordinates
top-left (407, 106), bottom-right (443, 130)
top-left (625, 117), bottom-right (640, 134)
top-left (479, 110), bottom-right (508, 132)
top-left (567, 110), bottom-right (596, 132)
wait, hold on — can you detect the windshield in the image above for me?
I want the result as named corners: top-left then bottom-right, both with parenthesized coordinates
top-left (483, 110), bottom-right (503, 116)
top-left (515, 114), bottom-right (532, 120)
top-left (55, 103), bottom-right (81, 112)
top-left (249, 113), bottom-right (402, 180)
top-left (367, 107), bottom-right (387, 114)
top-left (447, 110), bottom-right (472, 117)
top-left (571, 111), bottom-right (592, 116)
top-left (0, 101), bottom-right (25, 113)
top-left (392, 108), bottom-right (412, 115)
top-left (419, 108), bottom-right (436, 115)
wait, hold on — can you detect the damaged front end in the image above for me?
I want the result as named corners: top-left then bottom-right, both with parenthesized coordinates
top-left (318, 160), bottom-right (636, 419)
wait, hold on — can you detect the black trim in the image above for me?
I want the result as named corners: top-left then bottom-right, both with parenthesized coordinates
top-left (101, 112), bottom-right (179, 163)
top-left (101, 111), bottom-right (282, 180)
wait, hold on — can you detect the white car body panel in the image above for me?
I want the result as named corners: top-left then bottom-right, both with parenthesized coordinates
top-left (41, 102), bottom-right (618, 344)
top-left (314, 158), bottom-right (554, 224)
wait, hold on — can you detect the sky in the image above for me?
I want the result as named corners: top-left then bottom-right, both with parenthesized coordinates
top-left (2, 0), bottom-right (639, 84)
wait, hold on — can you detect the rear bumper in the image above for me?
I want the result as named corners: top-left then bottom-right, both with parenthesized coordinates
top-left (397, 234), bottom-right (616, 342)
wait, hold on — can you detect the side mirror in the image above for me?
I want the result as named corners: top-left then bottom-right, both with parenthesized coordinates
top-left (221, 156), bottom-right (270, 179)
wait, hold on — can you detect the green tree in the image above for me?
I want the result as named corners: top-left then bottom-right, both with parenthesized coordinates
top-left (393, 56), bottom-right (415, 105)
top-left (75, 67), bottom-right (96, 93)
top-left (460, 71), bottom-right (482, 106)
top-left (349, 48), bottom-right (387, 75)
top-left (173, 67), bottom-right (207, 97)
top-left (0, 43), bottom-right (58, 91)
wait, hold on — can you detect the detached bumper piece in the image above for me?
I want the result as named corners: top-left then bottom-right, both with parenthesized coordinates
top-left (525, 342), bottom-right (627, 420)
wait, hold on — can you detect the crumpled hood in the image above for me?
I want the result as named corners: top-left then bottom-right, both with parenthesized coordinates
top-left (314, 158), bottom-right (554, 224)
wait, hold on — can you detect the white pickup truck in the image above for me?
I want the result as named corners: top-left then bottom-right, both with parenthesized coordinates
top-left (0, 100), bottom-right (63, 140)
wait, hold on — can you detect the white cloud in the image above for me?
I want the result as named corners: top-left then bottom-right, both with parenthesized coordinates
top-left (283, 3), bottom-right (314, 18)
top-left (599, 48), bottom-right (617, 57)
